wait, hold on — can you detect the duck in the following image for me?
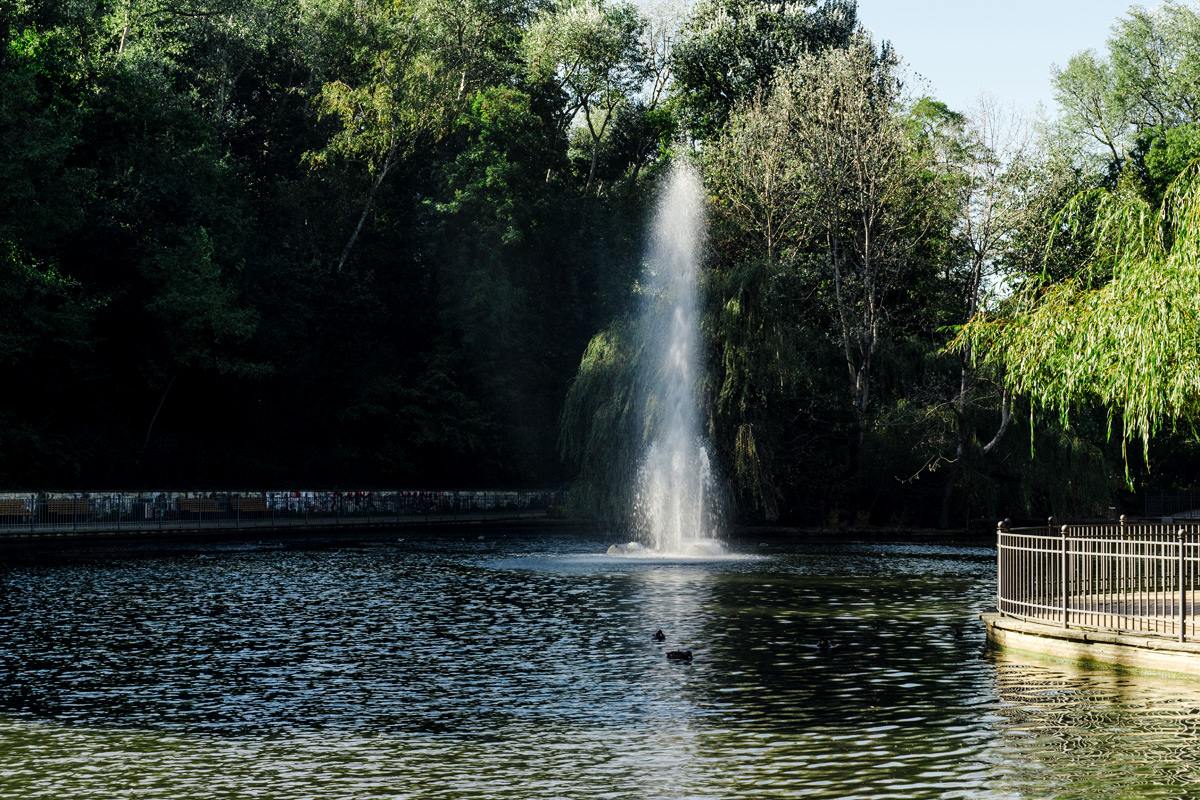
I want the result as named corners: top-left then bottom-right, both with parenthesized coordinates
top-left (952, 625), bottom-right (964, 640)
top-left (654, 629), bottom-right (666, 641)
top-left (666, 650), bottom-right (693, 661)
top-left (818, 637), bottom-right (833, 651)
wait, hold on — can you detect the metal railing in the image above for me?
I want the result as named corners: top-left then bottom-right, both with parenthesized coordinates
top-left (1145, 492), bottom-right (1200, 519)
top-left (997, 517), bottom-right (1200, 642)
top-left (0, 490), bottom-right (567, 537)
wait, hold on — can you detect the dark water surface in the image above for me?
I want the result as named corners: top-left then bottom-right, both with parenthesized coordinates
top-left (2, 528), bottom-right (1200, 799)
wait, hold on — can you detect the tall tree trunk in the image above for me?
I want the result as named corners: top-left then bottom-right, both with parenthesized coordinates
top-left (939, 408), bottom-right (966, 530)
top-left (142, 373), bottom-right (177, 455)
top-left (336, 138), bottom-right (399, 272)
top-left (938, 376), bottom-right (1012, 529)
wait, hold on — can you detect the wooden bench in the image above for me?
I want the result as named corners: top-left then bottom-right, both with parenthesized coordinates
top-left (0, 499), bottom-right (29, 518)
top-left (230, 497), bottom-right (267, 513)
top-left (177, 498), bottom-right (222, 514)
top-left (45, 499), bottom-right (93, 517)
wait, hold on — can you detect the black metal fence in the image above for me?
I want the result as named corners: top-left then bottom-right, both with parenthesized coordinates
top-left (997, 517), bottom-right (1200, 642)
top-left (0, 490), bottom-right (567, 537)
top-left (1144, 492), bottom-right (1200, 519)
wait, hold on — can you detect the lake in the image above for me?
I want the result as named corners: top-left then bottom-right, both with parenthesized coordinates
top-left (2, 526), bottom-right (1199, 799)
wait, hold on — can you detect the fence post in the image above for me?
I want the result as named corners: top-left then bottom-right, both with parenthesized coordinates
top-left (1061, 524), bottom-right (1069, 629)
top-left (1179, 527), bottom-right (1187, 643)
top-left (997, 519), bottom-right (1009, 615)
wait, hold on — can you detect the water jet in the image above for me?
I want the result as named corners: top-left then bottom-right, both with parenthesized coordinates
top-left (624, 161), bottom-right (723, 557)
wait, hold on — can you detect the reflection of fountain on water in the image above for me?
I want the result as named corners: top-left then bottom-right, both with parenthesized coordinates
top-left (608, 161), bottom-right (723, 558)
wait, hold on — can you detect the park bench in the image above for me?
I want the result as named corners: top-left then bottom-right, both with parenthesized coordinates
top-left (230, 497), bottom-right (267, 514)
top-left (0, 499), bottom-right (30, 520)
top-left (45, 498), bottom-right (94, 517)
top-left (177, 498), bottom-right (222, 515)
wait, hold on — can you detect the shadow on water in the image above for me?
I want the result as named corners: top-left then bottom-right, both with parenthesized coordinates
top-left (2, 530), bottom-right (1200, 798)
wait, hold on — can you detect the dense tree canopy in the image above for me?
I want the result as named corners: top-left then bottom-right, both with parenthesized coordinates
top-left (961, 1), bottom-right (1200, 496)
top-left (960, 165), bottom-right (1200, 467)
top-left (4, 0), bottom-right (1186, 527)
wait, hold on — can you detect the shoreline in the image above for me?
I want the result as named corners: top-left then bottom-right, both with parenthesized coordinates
top-left (982, 612), bottom-right (1200, 679)
top-left (0, 514), bottom-right (586, 545)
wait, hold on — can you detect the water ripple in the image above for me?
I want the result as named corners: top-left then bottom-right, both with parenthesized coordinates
top-left (1, 531), bottom-right (1198, 798)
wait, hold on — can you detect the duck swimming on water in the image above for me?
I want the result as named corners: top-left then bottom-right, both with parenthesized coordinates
top-left (654, 629), bottom-right (666, 641)
top-left (666, 650), bottom-right (693, 661)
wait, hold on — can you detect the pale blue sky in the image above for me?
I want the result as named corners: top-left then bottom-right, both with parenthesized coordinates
top-left (855, 0), bottom-right (1143, 116)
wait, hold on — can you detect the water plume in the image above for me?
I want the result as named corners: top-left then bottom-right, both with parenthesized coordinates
top-left (612, 160), bottom-right (722, 557)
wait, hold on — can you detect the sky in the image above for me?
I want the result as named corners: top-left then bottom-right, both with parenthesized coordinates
top-left (854, 0), bottom-right (1144, 117)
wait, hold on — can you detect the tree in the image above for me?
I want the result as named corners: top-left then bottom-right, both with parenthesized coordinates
top-left (1131, 122), bottom-right (1200, 207)
top-left (697, 33), bottom-right (952, 519)
top-left (559, 318), bottom-right (643, 523)
top-left (431, 86), bottom-right (561, 480)
top-left (671, 0), bottom-right (856, 138)
top-left (781, 35), bottom-right (943, 457)
top-left (705, 92), bottom-right (807, 265)
top-left (958, 162), bottom-right (1200, 469)
top-left (1053, 1), bottom-right (1200, 170)
top-left (701, 93), bottom-right (820, 518)
top-left (600, 0), bottom-right (682, 184)
top-left (523, 0), bottom-right (647, 190)
top-left (304, 0), bottom-right (519, 270)
top-left (915, 96), bottom-right (1032, 527)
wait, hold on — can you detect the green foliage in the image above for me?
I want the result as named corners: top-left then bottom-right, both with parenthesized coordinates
top-left (705, 256), bottom-right (822, 518)
top-left (671, 0), bottom-right (857, 138)
top-left (142, 227), bottom-right (262, 376)
top-left (704, 93), bottom-right (806, 264)
top-left (559, 319), bottom-right (642, 522)
top-left (304, 0), bottom-right (455, 168)
top-left (1132, 123), bottom-right (1200, 206)
top-left (523, 0), bottom-right (647, 188)
top-left (438, 87), bottom-right (551, 243)
top-left (0, 241), bottom-right (93, 366)
top-left (0, 0), bottom-right (1147, 528)
top-left (960, 163), bottom-right (1200, 470)
top-left (1053, 1), bottom-right (1200, 168)
top-left (694, 31), bottom-right (956, 520)
top-left (601, 100), bottom-right (677, 183)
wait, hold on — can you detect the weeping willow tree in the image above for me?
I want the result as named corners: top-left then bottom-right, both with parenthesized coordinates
top-left (958, 162), bottom-right (1200, 466)
top-left (559, 318), bottom-right (644, 524)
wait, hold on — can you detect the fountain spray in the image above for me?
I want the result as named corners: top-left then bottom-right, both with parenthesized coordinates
top-left (628, 161), bottom-right (722, 556)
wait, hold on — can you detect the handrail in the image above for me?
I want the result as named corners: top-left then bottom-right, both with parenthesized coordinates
top-left (996, 516), bottom-right (1200, 642)
top-left (0, 490), bottom-right (568, 538)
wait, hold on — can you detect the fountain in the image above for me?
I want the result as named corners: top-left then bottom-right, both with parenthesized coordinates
top-left (607, 161), bottom-right (723, 558)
